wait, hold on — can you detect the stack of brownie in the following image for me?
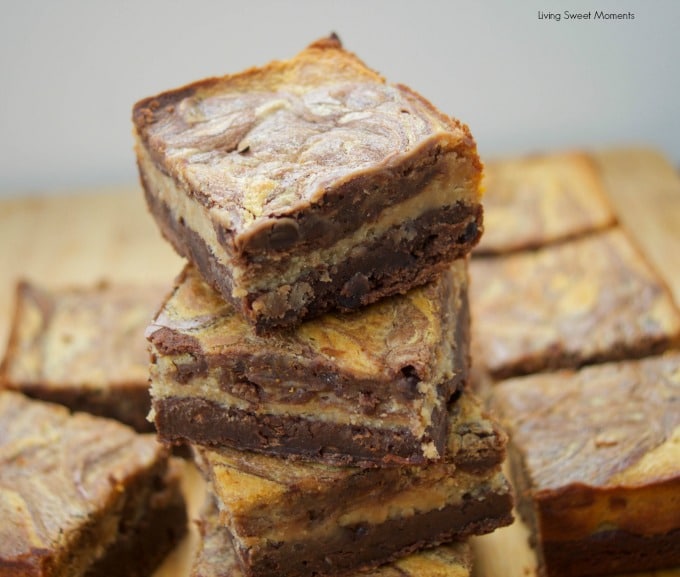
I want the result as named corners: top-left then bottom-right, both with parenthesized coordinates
top-left (133, 36), bottom-right (513, 576)
top-left (471, 152), bottom-right (680, 576)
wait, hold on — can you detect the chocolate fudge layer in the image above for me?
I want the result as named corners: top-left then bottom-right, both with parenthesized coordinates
top-left (0, 281), bottom-right (165, 432)
top-left (133, 35), bottom-right (483, 331)
top-left (475, 151), bottom-right (616, 255)
top-left (148, 261), bottom-right (469, 466)
top-left (191, 497), bottom-right (472, 577)
top-left (492, 354), bottom-right (680, 577)
top-left (471, 228), bottom-right (680, 380)
top-left (193, 392), bottom-right (512, 577)
top-left (0, 391), bottom-right (187, 577)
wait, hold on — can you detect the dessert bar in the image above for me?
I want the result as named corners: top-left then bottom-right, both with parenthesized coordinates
top-left (191, 497), bottom-right (472, 577)
top-left (0, 280), bottom-right (164, 432)
top-left (148, 260), bottom-right (470, 466)
top-left (133, 35), bottom-right (483, 331)
top-left (492, 353), bottom-right (680, 577)
top-left (193, 392), bottom-right (512, 577)
top-left (475, 151), bottom-right (616, 255)
top-left (471, 228), bottom-right (680, 379)
top-left (0, 391), bottom-right (187, 577)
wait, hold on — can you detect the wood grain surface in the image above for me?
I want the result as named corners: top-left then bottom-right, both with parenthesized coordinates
top-left (0, 148), bottom-right (678, 576)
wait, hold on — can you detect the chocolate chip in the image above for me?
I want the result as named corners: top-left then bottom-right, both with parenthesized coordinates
top-left (358, 391), bottom-right (379, 415)
top-left (457, 221), bottom-right (479, 245)
top-left (396, 365), bottom-right (421, 400)
top-left (339, 273), bottom-right (371, 308)
top-left (229, 381), bottom-right (263, 405)
top-left (269, 218), bottom-right (300, 250)
top-left (172, 354), bottom-right (208, 384)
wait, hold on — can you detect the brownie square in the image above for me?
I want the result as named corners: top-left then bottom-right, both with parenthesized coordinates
top-left (471, 228), bottom-right (680, 380)
top-left (133, 35), bottom-right (483, 331)
top-left (475, 151), bottom-right (616, 255)
top-left (0, 391), bottom-right (187, 577)
top-left (148, 260), bottom-right (470, 466)
top-left (192, 391), bottom-right (512, 577)
top-left (0, 281), bottom-right (165, 432)
top-left (491, 353), bottom-right (680, 577)
top-left (191, 497), bottom-right (472, 577)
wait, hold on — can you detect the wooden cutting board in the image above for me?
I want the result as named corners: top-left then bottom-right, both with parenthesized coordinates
top-left (0, 148), bottom-right (678, 576)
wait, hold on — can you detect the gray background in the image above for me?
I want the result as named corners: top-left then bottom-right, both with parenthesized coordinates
top-left (1, 0), bottom-right (678, 197)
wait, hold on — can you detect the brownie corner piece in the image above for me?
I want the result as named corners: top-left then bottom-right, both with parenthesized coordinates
top-left (0, 279), bottom-right (164, 432)
top-left (491, 353), bottom-right (680, 577)
top-left (133, 35), bottom-right (483, 330)
top-left (0, 391), bottom-right (187, 577)
top-left (148, 260), bottom-right (470, 467)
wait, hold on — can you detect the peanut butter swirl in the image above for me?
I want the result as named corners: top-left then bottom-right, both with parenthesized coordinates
top-left (494, 353), bottom-right (680, 490)
top-left (2, 282), bottom-right (162, 390)
top-left (0, 391), bottom-right (162, 576)
top-left (134, 37), bottom-right (472, 235)
top-left (149, 263), bottom-right (459, 383)
top-left (471, 228), bottom-right (680, 379)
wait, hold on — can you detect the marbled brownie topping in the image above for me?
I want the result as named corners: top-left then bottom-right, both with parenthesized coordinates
top-left (492, 353), bottom-right (680, 577)
top-left (471, 228), bottom-right (680, 379)
top-left (134, 35), bottom-right (483, 330)
top-left (1, 281), bottom-right (165, 432)
top-left (475, 151), bottom-right (616, 255)
top-left (0, 391), bottom-right (186, 577)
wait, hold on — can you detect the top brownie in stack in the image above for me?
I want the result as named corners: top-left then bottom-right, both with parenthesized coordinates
top-left (133, 35), bottom-right (483, 331)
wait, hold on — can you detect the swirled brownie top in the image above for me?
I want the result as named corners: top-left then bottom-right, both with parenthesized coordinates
top-left (0, 391), bottom-right (166, 574)
top-left (147, 262), bottom-right (466, 384)
top-left (492, 353), bottom-right (680, 492)
top-left (133, 36), bottom-right (477, 234)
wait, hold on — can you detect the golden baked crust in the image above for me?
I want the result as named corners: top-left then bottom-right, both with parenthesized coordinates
top-left (475, 151), bottom-right (616, 254)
